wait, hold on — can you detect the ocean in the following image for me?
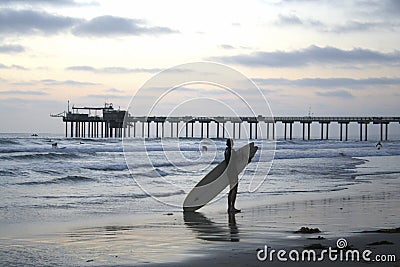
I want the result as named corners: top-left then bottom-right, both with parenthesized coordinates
top-left (0, 134), bottom-right (399, 265)
top-left (1, 134), bottom-right (399, 224)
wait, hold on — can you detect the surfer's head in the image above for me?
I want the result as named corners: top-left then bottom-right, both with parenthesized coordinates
top-left (226, 138), bottom-right (233, 148)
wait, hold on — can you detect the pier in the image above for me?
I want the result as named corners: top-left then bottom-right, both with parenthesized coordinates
top-left (51, 103), bottom-right (400, 141)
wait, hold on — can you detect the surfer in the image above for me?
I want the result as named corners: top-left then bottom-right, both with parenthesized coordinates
top-left (225, 138), bottom-right (241, 213)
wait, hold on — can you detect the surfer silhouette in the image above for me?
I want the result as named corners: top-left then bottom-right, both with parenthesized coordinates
top-left (183, 140), bottom-right (257, 212)
top-left (225, 138), bottom-right (241, 213)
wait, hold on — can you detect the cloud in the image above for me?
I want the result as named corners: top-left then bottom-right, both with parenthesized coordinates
top-left (0, 10), bottom-right (175, 38)
top-left (330, 21), bottom-right (397, 33)
top-left (220, 44), bottom-right (235, 50)
top-left (275, 14), bottom-right (329, 32)
top-left (0, 90), bottom-right (48, 96)
top-left (0, 9), bottom-right (81, 35)
top-left (0, 63), bottom-right (28, 70)
top-left (106, 88), bottom-right (124, 93)
top-left (315, 90), bottom-right (354, 98)
top-left (40, 79), bottom-right (99, 86)
top-left (253, 77), bottom-right (400, 88)
top-left (0, 0), bottom-right (96, 6)
top-left (211, 45), bottom-right (400, 67)
top-left (360, 0), bottom-right (400, 17)
top-left (0, 43), bottom-right (25, 53)
top-left (139, 86), bottom-right (204, 95)
top-left (10, 81), bottom-right (38, 86)
top-left (275, 13), bottom-right (398, 33)
top-left (332, 21), bottom-right (374, 32)
top-left (276, 14), bottom-right (303, 26)
top-left (385, 0), bottom-right (400, 14)
top-left (85, 93), bottom-right (130, 99)
top-left (276, 0), bottom-right (321, 3)
top-left (66, 65), bottom-right (96, 72)
top-left (66, 65), bottom-right (162, 73)
top-left (72, 15), bottom-right (177, 37)
top-left (276, 0), bottom-right (400, 26)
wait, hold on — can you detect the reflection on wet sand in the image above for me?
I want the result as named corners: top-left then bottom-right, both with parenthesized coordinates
top-left (183, 212), bottom-right (239, 242)
top-left (228, 212), bottom-right (239, 242)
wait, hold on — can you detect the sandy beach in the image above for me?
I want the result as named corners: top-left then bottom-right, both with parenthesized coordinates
top-left (1, 169), bottom-right (399, 266)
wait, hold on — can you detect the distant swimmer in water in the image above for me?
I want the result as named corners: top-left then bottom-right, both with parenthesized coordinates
top-left (52, 142), bottom-right (58, 148)
top-left (376, 141), bottom-right (382, 150)
top-left (201, 145), bottom-right (208, 152)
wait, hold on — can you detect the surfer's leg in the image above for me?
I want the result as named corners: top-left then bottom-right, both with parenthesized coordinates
top-left (231, 185), bottom-right (241, 213)
top-left (228, 185), bottom-right (240, 213)
top-left (228, 188), bottom-right (234, 212)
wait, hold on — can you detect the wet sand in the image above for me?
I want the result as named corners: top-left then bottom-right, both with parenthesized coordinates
top-left (1, 177), bottom-right (399, 266)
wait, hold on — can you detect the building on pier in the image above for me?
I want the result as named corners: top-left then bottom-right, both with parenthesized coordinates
top-left (51, 102), bottom-right (128, 138)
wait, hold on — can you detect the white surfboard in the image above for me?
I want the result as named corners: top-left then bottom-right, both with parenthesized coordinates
top-left (183, 142), bottom-right (258, 212)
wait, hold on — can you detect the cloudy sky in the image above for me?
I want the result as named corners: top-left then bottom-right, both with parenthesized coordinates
top-left (0, 0), bottom-right (399, 133)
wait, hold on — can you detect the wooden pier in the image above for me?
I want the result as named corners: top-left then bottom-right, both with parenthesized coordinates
top-left (51, 103), bottom-right (400, 141)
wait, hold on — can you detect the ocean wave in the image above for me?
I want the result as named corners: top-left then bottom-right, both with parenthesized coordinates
top-left (272, 149), bottom-right (400, 160)
top-left (52, 175), bottom-right (97, 183)
top-left (16, 175), bottom-right (97, 185)
top-left (75, 138), bottom-right (114, 143)
top-left (153, 190), bottom-right (186, 197)
top-left (356, 170), bottom-right (400, 178)
top-left (2, 139), bottom-right (399, 162)
top-left (151, 161), bottom-right (216, 169)
top-left (0, 139), bottom-right (20, 145)
top-left (0, 152), bottom-right (82, 161)
top-left (0, 146), bottom-right (121, 154)
top-left (155, 168), bottom-right (169, 177)
top-left (33, 169), bottom-right (62, 175)
top-left (133, 168), bottom-right (169, 178)
top-left (0, 170), bottom-right (15, 176)
top-left (85, 164), bottom-right (128, 171)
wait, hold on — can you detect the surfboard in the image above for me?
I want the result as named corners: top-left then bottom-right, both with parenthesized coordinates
top-left (183, 142), bottom-right (258, 212)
